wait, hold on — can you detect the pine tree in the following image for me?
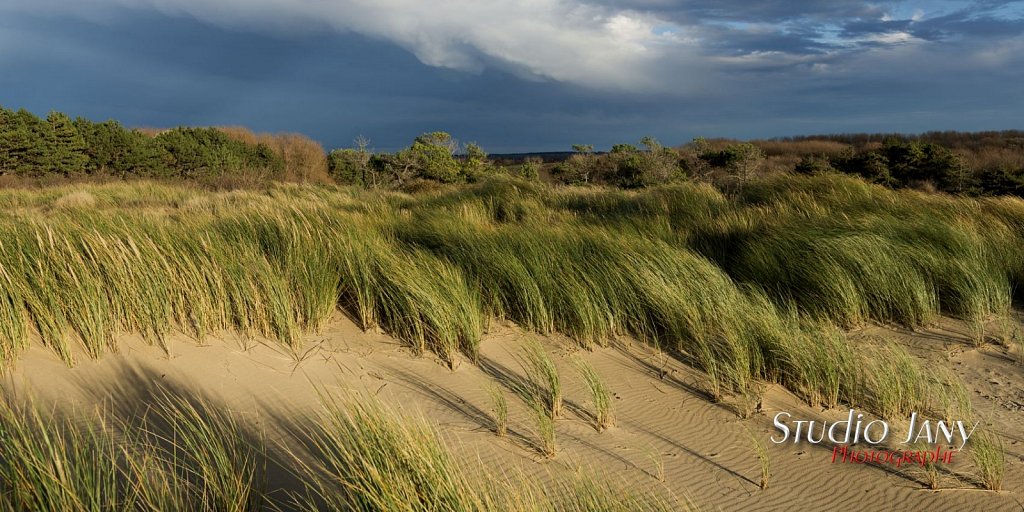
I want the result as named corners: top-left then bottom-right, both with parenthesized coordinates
top-left (46, 111), bottom-right (89, 175)
top-left (0, 108), bottom-right (34, 173)
top-left (0, 109), bottom-right (51, 176)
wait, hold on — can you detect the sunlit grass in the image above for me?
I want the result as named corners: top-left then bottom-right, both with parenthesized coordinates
top-left (746, 428), bottom-right (771, 490)
top-left (0, 390), bottom-right (688, 511)
top-left (0, 174), bottom-right (1019, 421)
top-left (518, 339), bottom-right (562, 419)
top-left (291, 394), bottom-right (684, 510)
top-left (488, 384), bottom-right (508, 438)
top-left (575, 357), bottom-right (615, 431)
top-left (971, 429), bottom-right (1006, 491)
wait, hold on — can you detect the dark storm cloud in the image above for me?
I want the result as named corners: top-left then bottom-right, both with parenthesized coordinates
top-left (836, 3), bottom-right (1024, 42)
top-left (909, 8), bottom-right (1024, 39)
top-left (695, 22), bottom-right (839, 55)
top-left (840, 19), bottom-right (916, 38)
top-left (1, 1), bottom-right (1022, 152)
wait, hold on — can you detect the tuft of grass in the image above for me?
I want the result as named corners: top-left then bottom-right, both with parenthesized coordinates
top-left (645, 448), bottom-right (666, 483)
top-left (528, 394), bottom-right (558, 459)
top-left (293, 393), bottom-right (481, 511)
top-left (971, 429), bottom-right (1006, 491)
top-left (912, 442), bottom-right (940, 490)
top-left (291, 393), bottom-right (685, 510)
top-left (746, 428), bottom-right (771, 490)
top-left (856, 342), bottom-right (928, 419)
top-left (336, 231), bottom-right (483, 368)
top-left (732, 380), bottom-right (767, 419)
top-left (575, 357), bottom-right (615, 431)
top-left (488, 384), bottom-right (508, 438)
top-left (518, 339), bottom-right (562, 419)
top-left (969, 318), bottom-right (987, 347)
top-left (751, 306), bottom-right (851, 410)
top-left (927, 365), bottom-right (972, 425)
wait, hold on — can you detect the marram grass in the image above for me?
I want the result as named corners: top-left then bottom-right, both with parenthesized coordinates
top-left (0, 392), bottom-right (266, 512)
top-left (971, 429), bottom-right (1006, 491)
top-left (575, 357), bottom-right (615, 431)
top-left (291, 394), bottom-right (687, 511)
top-left (0, 175), bottom-right (1019, 420)
top-left (0, 391), bottom-right (687, 512)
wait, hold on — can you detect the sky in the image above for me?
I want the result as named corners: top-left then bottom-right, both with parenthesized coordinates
top-left (1, 1), bottom-right (1023, 152)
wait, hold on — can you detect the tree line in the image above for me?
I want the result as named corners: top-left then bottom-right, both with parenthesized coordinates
top-left (3, 105), bottom-right (1023, 197)
top-left (0, 107), bottom-right (283, 180)
top-left (790, 138), bottom-right (1023, 196)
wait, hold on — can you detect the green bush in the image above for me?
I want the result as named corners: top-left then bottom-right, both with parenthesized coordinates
top-left (793, 154), bottom-right (835, 175)
top-left (327, 148), bottom-right (370, 186)
top-left (977, 166), bottom-right (1024, 196)
top-left (404, 131), bottom-right (462, 183)
top-left (552, 144), bottom-right (604, 185)
top-left (153, 127), bottom-right (282, 178)
top-left (606, 137), bottom-right (682, 188)
top-left (359, 132), bottom-right (492, 187)
top-left (460, 142), bottom-right (494, 182)
top-left (516, 156), bottom-right (542, 181)
top-left (44, 112), bottom-right (89, 174)
top-left (830, 140), bottom-right (974, 193)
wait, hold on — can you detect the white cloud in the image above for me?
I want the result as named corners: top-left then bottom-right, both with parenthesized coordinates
top-left (10, 0), bottom-right (693, 92)
top-left (862, 31), bottom-right (919, 44)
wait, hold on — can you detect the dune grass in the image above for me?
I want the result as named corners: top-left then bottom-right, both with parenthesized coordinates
top-left (290, 394), bottom-right (683, 510)
top-left (911, 442), bottom-right (940, 490)
top-left (293, 394), bottom-right (477, 511)
top-left (0, 399), bottom-right (124, 511)
top-left (0, 174), bottom-right (1019, 421)
top-left (646, 449), bottom-right (667, 483)
top-left (0, 393), bottom-right (265, 511)
top-left (487, 384), bottom-right (508, 437)
top-left (971, 429), bottom-right (1006, 491)
top-left (140, 394), bottom-right (267, 511)
top-left (518, 340), bottom-right (563, 419)
top-left (746, 428), bottom-right (771, 490)
top-left (0, 389), bottom-right (688, 512)
top-left (1, 174), bottom-right (1019, 508)
top-left (528, 395), bottom-right (558, 459)
top-left (510, 341), bottom-right (562, 458)
top-left (575, 357), bottom-right (615, 431)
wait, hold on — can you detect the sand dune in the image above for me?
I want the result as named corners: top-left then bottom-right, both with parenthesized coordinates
top-left (3, 312), bottom-right (1020, 511)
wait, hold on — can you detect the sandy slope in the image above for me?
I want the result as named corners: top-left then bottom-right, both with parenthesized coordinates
top-left (2, 312), bottom-right (1022, 511)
